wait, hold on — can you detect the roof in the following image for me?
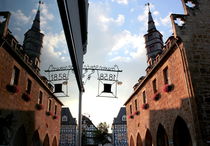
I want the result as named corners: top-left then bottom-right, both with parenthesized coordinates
top-left (61, 107), bottom-right (77, 125)
top-left (113, 107), bottom-right (126, 125)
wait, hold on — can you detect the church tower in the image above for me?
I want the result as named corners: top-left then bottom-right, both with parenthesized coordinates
top-left (144, 3), bottom-right (163, 66)
top-left (23, 1), bottom-right (44, 69)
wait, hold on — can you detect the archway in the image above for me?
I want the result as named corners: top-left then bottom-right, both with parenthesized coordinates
top-left (13, 125), bottom-right (27, 146)
top-left (52, 137), bottom-right (57, 146)
top-left (43, 134), bottom-right (50, 146)
top-left (136, 133), bottom-right (143, 146)
top-left (130, 136), bottom-right (134, 146)
top-left (32, 130), bottom-right (41, 146)
top-left (157, 124), bottom-right (169, 146)
top-left (173, 116), bottom-right (192, 146)
top-left (145, 129), bottom-right (152, 146)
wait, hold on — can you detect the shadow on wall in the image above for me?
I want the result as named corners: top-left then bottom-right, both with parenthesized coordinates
top-left (0, 109), bottom-right (44, 146)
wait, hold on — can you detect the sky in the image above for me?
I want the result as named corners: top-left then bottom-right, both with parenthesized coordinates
top-left (1, 0), bottom-right (184, 130)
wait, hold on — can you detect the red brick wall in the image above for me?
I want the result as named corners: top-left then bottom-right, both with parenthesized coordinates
top-left (0, 44), bottom-right (62, 145)
top-left (125, 43), bottom-right (196, 146)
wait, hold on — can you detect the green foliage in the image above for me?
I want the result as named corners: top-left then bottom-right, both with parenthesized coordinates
top-left (94, 122), bottom-right (110, 144)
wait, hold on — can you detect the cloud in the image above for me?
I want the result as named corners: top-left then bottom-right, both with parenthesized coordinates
top-left (112, 0), bottom-right (128, 5)
top-left (159, 13), bottom-right (171, 26)
top-left (98, 14), bottom-right (125, 31)
top-left (109, 30), bottom-right (145, 62)
top-left (12, 10), bottom-right (31, 25)
top-left (32, 3), bottom-right (54, 29)
top-left (42, 30), bottom-right (68, 61)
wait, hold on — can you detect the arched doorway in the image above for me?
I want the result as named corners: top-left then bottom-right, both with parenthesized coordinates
top-left (32, 130), bottom-right (41, 146)
top-left (43, 134), bottom-right (50, 146)
top-left (130, 136), bottom-right (134, 146)
top-left (136, 133), bottom-right (143, 146)
top-left (52, 137), bottom-right (57, 146)
top-left (173, 116), bottom-right (192, 146)
top-left (145, 129), bottom-right (152, 146)
top-left (13, 125), bottom-right (27, 146)
top-left (157, 124), bottom-right (169, 146)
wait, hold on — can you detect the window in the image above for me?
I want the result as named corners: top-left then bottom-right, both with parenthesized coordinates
top-left (38, 91), bottom-right (43, 104)
top-left (143, 91), bottom-right (147, 104)
top-left (163, 67), bottom-right (169, 84)
top-left (152, 79), bottom-right (157, 93)
top-left (26, 79), bottom-right (32, 94)
top-left (122, 115), bottom-right (126, 121)
top-left (54, 104), bottom-right (57, 115)
top-left (62, 115), bottom-right (68, 122)
top-left (10, 66), bottom-right (20, 85)
top-left (129, 105), bottom-right (132, 114)
top-left (134, 99), bottom-right (138, 111)
top-left (47, 99), bottom-right (52, 112)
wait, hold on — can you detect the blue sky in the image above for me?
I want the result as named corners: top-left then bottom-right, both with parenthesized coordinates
top-left (1, 0), bottom-right (184, 129)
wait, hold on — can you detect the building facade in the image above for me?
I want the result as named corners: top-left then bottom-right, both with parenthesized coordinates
top-left (112, 107), bottom-right (128, 146)
top-left (60, 107), bottom-right (77, 146)
top-left (82, 115), bottom-right (98, 146)
top-left (125, 0), bottom-right (210, 146)
top-left (0, 3), bottom-right (63, 146)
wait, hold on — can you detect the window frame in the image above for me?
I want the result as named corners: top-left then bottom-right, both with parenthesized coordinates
top-left (163, 66), bottom-right (169, 84)
top-left (26, 79), bottom-right (32, 94)
top-left (10, 66), bottom-right (20, 85)
top-left (152, 78), bottom-right (157, 93)
top-left (142, 90), bottom-right (147, 104)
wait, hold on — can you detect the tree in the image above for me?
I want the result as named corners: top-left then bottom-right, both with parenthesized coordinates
top-left (94, 122), bottom-right (110, 145)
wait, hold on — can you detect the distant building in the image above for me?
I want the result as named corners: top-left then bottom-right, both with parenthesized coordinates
top-left (0, 3), bottom-right (62, 146)
top-left (82, 115), bottom-right (98, 146)
top-left (112, 107), bottom-right (128, 146)
top-left (125, 1), bottom-right (210, 146)
top-left (60, 107), bottom-right (77, 146)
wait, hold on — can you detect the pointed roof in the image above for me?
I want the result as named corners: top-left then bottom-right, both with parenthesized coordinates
top-left (147, 3), bottom-right (156, 32)
top-left (31, 1), bottom-right (42, 32)
top-left (113, 107), bottom-right (126, 124)
top-left (61, 107), bottom-right (77, 125)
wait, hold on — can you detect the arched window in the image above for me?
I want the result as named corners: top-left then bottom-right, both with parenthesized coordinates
top-left (136, 133), bottom-right (143, 146)
top-left (145, 129), bottom-right (152, 146)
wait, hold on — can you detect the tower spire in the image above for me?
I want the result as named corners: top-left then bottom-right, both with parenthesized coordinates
top-left (31, 1), bottom-right (43, 32)
top-left (144, 3), bottom-right (163, 66)
top-left (23, 0), bottom-right (44, 69)
top-left (145, 3), bottom-right (156, 32)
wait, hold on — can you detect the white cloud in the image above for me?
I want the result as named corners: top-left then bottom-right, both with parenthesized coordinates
top-left (160, 13), bottom-right (171, 26)
top-left (153, 11), bottom-right (159, 16)
top-left (32, 3), bottom-right (54, 28)
top-left (43, 30), bottom-right (67, 59)
top-left (12, 10), bottom-right (31, 25)
top-left (98, 14), bottom-right (125, 31)
top-left (109, 30), bottom-right (145, 62)
top-left (112, 0), bottom-right (128, 5)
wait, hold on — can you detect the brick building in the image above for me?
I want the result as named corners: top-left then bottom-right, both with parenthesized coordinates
top-left (60, 107), bottom-right (77, 146)
top-left (0, 3), bottom-right (63, 146)
top-left (112, 107), bottom-right (128, 146)
top-left (125, 0), bottom-right (210, 146)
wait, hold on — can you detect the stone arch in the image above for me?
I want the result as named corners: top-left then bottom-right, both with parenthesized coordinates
top-left (13, 125), bottom-right (27, 146)
top-left (173, 116), bottom-right (192, 146)
top-left (43, 134), bottom-right (50, 146)
top-left (145, 129), bottom-right (152, 146)
top-left (136, 133), bottom-right (143, 146)
top-left (157, 124), bottom-right (169, 146)
top-left (32, 130), bottom-right (41, 146)
top-left (52, 137), bottom-right (57, 146)
top-left (130, 135), bottom-right (135, 146)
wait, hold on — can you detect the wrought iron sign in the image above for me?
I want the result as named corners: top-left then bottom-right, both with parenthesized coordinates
top-left (45, 64), bottom-right (122, 98)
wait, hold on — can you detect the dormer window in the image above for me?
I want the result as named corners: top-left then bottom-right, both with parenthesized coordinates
top-left (122, 115), bottom-right (126, 121)
top-left (62, 115), bottom-right (68, 122)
